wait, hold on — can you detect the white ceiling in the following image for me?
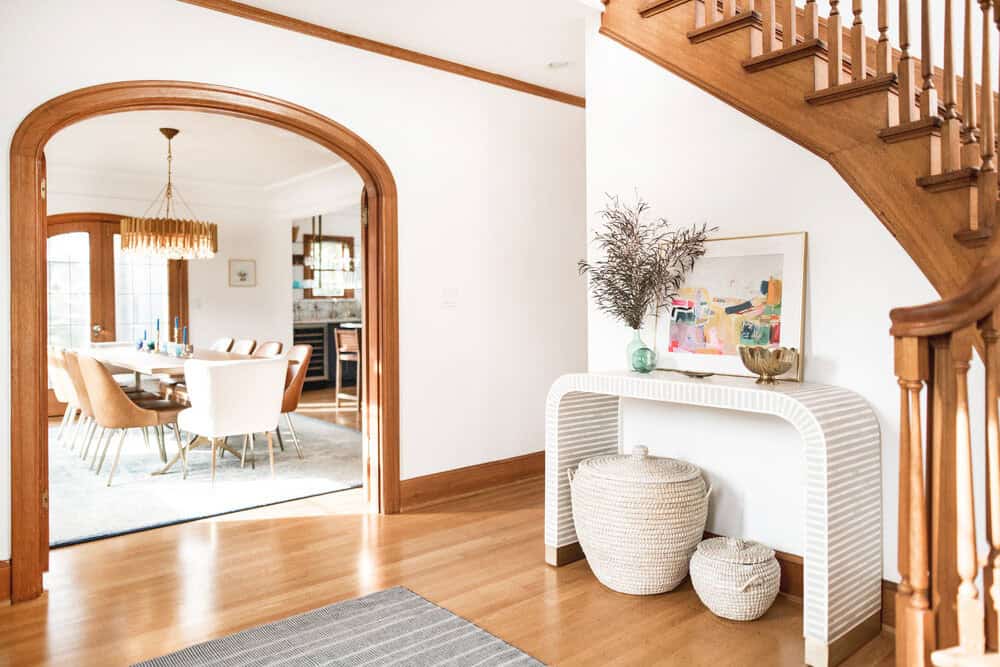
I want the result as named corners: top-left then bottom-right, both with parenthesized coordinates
top-left (238, 0), bottom-right (599, 96)
top-left (44, 110), bottom-right (347, 190)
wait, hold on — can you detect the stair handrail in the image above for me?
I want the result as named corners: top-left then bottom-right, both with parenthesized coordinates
top-left (889, 255), bottom-right (1000, 337)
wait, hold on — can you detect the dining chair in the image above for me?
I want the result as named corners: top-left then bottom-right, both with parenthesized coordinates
top-left (231, 339), bottom-right (257, 355)
top-left (252, 341), bottom-right (284, 358)
top-left (62, 350), bottom-right (100, 458)
top-left (211, 337), bottom-right (235, 352)
top-left (176, 357), bottom-right (286, 482)
top-left (161, 337), bottom-right (237, 403)
top-left (48, 347), bottom-right (79, 447)
top-left (77, 355), bottom-right (186, 486)
top-left (274, 344), bottom-right (312, 459)
top-left (334, 328), bottom-right (361, 412)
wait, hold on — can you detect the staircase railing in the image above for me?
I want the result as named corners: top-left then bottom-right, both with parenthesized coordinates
top-left (892, 256), bottom-right (1000, 666)
top-left (673, 0), bottom-right (1000, 237)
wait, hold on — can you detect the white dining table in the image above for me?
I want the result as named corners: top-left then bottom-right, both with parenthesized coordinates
top-left (88, 345), bottom-right (253, 389)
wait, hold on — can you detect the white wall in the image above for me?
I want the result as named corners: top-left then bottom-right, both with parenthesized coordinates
top-left (585, 23), bottom-right (979, 580)
top-left (0, 0), bottom-right (588, 560)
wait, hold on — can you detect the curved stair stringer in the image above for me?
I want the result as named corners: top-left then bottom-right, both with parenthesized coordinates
top-left (600, 0), bottom-right (987, 299)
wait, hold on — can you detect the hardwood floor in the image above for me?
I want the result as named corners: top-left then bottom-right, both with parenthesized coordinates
top-left (0, 478), bottom-right (893, 666)
top-left (295, 385), bottom-right (361, 431)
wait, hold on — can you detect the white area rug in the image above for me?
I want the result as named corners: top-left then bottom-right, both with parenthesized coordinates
top-left (49, 413), bottom-right (362, 546)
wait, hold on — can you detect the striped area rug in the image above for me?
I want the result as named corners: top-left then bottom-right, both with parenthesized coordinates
top-left (134, 587), bottom-right (543, 666)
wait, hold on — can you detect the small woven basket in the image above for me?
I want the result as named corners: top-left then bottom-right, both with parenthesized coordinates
top-left (568, 445), bottom-right (709, 595)
top-left (690, 536), bottom-right (780, 621)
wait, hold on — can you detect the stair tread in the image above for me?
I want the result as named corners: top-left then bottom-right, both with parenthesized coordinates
top-left (805, 73), bottom-right (898, 106)
top-left (688, 11), bottom-right (762, 44)
top-left (639, 0), bottom-right (691, 18)
top-left (878, 116), bottom-right (943, 143)
top-left (743, 38), bottom-right (828, 73)
top-left (917, 168), bottom-right (980, 192)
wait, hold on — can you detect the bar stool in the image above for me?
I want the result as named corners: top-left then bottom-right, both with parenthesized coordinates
top-left (334, 328), bottom-right (361, 412)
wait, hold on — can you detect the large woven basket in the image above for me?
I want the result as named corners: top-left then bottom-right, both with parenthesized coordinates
top-left (690, 537), bottom-right (780, 621)
top-left (568, 445), bottom-right (709, 595)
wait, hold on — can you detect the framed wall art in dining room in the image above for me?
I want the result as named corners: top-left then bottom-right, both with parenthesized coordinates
top-left (644, 232), bottom-right (807, 381)
top-left (229, 259), bottom-right (257, 287)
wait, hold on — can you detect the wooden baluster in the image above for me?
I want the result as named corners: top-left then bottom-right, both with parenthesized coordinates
top-left (953, 333), bottom-right (985, 656)
top-left (829, 1), bottom-right (845, 86)
top-left (899, 0), bottom-right (919, 122)
top-left (804, 0), bottom-right (818, 39)
top-left (962, 0), bottom-right (981, 169)
top-left (944, 0), bottom-right (963, 172)
top-left (745, 0), bottom-right (756, 12)
top-left (896, 377), bottom-right (914, 667)
top-left (896, 336), bottom-right (933, 666)
top-left (851, 1), bottom-right (867, 80)
top-left (785, 0), bottom-right (797, 49)
top-left (724, 0), bottom-right (736, 18)
top-left (983, 313), bottom-right (1000, 651)
top-left (981, 0), bottom-right (997, 230)
top-left (706, 0), bottom-right (719, 25)
top-left (764, 0), bottom-right (777, 52)
top-left (920, 0), bottom-right (939, 118)
top-left (877, 0), bottom-right (892, 75)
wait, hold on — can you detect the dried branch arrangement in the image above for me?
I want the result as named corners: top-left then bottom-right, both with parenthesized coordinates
top-left (579, 194), bottom-right (714, 330)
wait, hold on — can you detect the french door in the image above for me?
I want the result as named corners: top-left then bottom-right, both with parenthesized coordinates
top-left (46, 212), bottom-right (186, 413)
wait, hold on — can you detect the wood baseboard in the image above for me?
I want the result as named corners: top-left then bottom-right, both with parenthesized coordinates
top-left (400, 451), bottom-right (544, 511)
top-left (0, 560), bottom-right (10, 604)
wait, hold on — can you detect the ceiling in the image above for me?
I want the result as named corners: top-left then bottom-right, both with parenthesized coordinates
top-left (44, 110), bottom-right (348, 190)
top-left (237, 0), bottom-right (599, 96)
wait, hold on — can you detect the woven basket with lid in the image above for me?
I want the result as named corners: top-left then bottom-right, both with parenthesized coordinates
top-left (568, 445), bottom-right (709, 595)
top-left (690, 536), bottom-right (780, 621)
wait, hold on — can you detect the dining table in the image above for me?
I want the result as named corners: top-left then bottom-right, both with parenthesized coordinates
top-left (88, 344), bottom-right (253, 390)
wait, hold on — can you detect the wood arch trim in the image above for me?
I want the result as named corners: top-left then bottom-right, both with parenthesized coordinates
top-left (9, 80), bottom-right (400, 603)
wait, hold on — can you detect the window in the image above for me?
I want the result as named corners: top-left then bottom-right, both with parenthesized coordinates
top-left (47, 232), bottom-right (91, 350)
top-left (303, 234), bottom-right (356, 299)
top-left (113, 234), bottom-right (169, 343)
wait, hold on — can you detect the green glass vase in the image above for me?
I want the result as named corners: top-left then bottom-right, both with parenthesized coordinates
top-left (626, 329), bottom-right (656, 373)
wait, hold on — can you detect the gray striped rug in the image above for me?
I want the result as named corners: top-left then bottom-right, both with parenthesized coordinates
top-left (134, 587), bottom-right (543, 666)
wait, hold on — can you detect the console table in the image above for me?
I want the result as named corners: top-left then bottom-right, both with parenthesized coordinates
top-left (544, 371), bottom-right (882, 667)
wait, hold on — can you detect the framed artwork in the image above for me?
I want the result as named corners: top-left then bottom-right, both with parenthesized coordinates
top-left (644, 232), bottom-right (807, 381)
top-left (229, 259), bottom-right (257, 287)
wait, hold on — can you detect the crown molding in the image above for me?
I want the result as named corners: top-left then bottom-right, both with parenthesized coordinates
top-left (177, 0), bottom-right (586, 108)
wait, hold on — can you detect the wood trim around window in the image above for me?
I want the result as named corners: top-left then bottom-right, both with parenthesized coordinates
top-left (176, 0), bottom-right (586, 108)
top-left (302, 233), bottom-right (355, 299)
top-left (10, 80), bottom-right (400, 603)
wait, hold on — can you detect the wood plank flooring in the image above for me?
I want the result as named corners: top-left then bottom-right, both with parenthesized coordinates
top-left (0, 478), bottom-right (894, 666)
top-left (295, 385), bottom-right (361, 431)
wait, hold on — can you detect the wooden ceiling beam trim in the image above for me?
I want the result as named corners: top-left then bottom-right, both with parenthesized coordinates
top-left (176, 0), bottom-right (586, 108)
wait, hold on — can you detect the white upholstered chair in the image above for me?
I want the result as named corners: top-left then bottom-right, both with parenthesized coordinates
top-left (176, 357), bottom-right (286, 482)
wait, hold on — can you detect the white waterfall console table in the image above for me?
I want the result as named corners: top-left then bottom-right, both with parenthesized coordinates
top-left (544, 371), bottom-right (882, 667)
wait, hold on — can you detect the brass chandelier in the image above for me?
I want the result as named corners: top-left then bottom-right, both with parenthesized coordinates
top-left (121, 128), bottom-right (218, 260)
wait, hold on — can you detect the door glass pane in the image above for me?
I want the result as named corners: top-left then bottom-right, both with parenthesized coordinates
top-left (47, 233), bottom-right (90, 350)
top-left (114, 235), bottom-right (169, 344)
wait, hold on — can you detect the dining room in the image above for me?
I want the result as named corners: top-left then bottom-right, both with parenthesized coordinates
top-left (42, 109), bottom-right (369, 546)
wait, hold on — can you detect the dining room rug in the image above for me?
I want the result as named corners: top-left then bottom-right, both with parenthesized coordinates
top-left (134, 587), bottom-right (544, 667)
top-left (49, 413), bottom-right (362, 546)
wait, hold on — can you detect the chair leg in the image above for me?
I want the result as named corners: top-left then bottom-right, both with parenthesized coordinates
top-left (81, 424), bottom-right (101, 462)
top-left (56, 405), bottom-right (72, 444)
top-left (241, 434), bottom-right (249, 468)
top-left (106, 429), bottom-right (128, 487)
top-left (210, 438), bottom-right (218, 484)
top-left (156, 426), bottom-right (167, 463)
top-left (95, 428), bottom-right (116, 475)
top-left (142, 427), bottom-right (151, 450)
top-left (91, 428), bottom-right (110, 470)
top-left (79, 419), bottom-right (97, 460)
top-left (169, 424), bottom-right (188, 479)
top-left (274, 427), bottom-right (285, 452)
top-left (266, 431), bottom-right (275, 478)
top-left (69, 415), bottom-right (87, 452)
top-left (284, 413), bottom-right (303, 459)
top-left (357, 360), bottom-right (362, 414)
top-left (249, 433), bottom-right (256, 470)
top-left (335, 358), bottom-right (342, 408)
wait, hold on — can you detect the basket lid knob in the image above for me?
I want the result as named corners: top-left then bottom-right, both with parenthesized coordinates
top-left (632, 445), bottom-right (648, 458)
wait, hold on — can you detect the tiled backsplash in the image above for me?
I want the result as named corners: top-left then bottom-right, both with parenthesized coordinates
top-left (293, 298), bottom-right (362, 322)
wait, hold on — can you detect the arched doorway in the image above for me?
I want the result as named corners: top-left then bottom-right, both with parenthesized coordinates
top-left (9, 81), bottom-right (400, 602)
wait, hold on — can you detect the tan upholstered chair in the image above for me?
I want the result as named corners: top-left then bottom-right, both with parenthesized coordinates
top-left (274, 344), bottom-right (312, 458)
top-left (334, 328), bottom-right (361, 412)
top-left (253, 341), bottom-right (283, 358)
top-left (162, 337), bottom-right (237, 403)
top-left (62, 351), bottom-right (99, 458)
top-left (77, 355), bottom-right (185, 486)
top-left (48, 347), bottom-right (79, 447)
top-left (231, 339), bottom-right (257, 355)
top-left (211, 337), bottom-right (235, 352)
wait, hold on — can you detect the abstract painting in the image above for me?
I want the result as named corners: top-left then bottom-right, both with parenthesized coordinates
top-left (648, 232), bottom-right (806, 380)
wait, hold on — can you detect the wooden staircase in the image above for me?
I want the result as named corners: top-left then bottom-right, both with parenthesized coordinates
top-left (599, 0), bottom-right (1000, 665)
top-left (600, 0), bottom-right (999, 300)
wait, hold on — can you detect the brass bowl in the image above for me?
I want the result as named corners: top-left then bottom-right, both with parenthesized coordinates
top-left (738, 346), bottom-right (799, 384)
